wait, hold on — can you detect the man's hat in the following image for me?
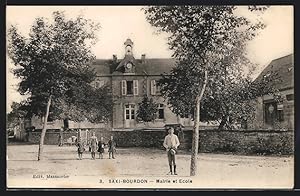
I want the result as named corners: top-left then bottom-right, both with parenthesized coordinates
top-left (170, 148), bottom-right (176, 155)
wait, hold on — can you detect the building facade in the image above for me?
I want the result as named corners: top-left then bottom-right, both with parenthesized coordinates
top-left (92, 38), bottom-right (193, 130)
top-left (27, 38), bottom-right (194, 131)
top-left (250, 54), bottom-right (294, 130)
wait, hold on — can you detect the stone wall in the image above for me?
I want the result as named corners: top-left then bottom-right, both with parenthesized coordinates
top-left (27, 129), bottom-right (294, 155)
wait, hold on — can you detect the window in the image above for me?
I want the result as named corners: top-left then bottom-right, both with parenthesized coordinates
top-left (151, 80), bottom-right (161, 95)
top-left (94, 80), bottom-right (105, 89)
top-left (277, 104), bottom-right (284, 122)
top-left (286, 94), bottom-right (294, 101)
top-left (156, 84), bottom-right (161, 94)
top-left (121, 80), bottom-right (138, 95)
top-left (264, 101), bottom-right (284, 125)
top-left (127, 81), bottom-right (133, 95)
top-left (157, 104), bottom-right (164, 119)
top-left (125, 104), bottom-right (135, 120)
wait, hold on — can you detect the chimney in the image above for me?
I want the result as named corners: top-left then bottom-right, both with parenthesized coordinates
top-left (141, 54), bottom-right (146, 63)
top-left (112, 54), bottom-right (117, 62)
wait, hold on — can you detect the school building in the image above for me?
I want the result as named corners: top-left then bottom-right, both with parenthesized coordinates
top-left (26, 38), bottom-right (195, 131)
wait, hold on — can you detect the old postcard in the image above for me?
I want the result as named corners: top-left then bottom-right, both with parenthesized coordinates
top-left (6, 5), bottom-right (294, 189)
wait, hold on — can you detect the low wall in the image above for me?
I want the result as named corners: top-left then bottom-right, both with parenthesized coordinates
top-left (27, 129), bottom-right (294, 155)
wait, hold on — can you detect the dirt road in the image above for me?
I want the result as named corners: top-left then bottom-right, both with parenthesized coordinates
top-left (7, 145), bottom-right (294, 189)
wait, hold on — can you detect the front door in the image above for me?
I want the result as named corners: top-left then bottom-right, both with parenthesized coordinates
top-left (124, 104), bottom-right (136, 128)
top-left (264, 101), bottom-right (277, 127)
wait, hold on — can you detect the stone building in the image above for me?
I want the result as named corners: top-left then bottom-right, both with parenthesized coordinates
top-left (250, 54), bottom-right (294, 130)
top-left (91, 38), bottom-right (194, 130)
top-left (27, 38), bottom-right (194, 131)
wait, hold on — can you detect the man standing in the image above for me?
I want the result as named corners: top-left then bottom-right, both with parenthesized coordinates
top-left (163, 127), bottom-right (180, 175)
top-left (108, 135), bottom-right (116, 159)
top-left (89, 132), bottom-right (98, 160)
top-left (58, 127), bottom-right (64, 146)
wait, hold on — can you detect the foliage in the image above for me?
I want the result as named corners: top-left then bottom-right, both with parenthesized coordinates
top-left (136, 95), bottom-right (158, 122)
top-left (144, 6), bottom-right (269, 129)
top-left (144, 5), bottom-right (268, 175)
top-left (6, 101), bottom-right (28, 128)
top-left (7, 11), bottom-right (111, 123)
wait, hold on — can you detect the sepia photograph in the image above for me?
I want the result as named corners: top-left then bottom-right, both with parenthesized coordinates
top-left (6, 5), bottom-right (294, 189)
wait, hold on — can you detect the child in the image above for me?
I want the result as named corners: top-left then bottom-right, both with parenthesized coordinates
top-left (76, 138), bottom-right (85, 160)
top-left (98, 137), bottom-right (105, 159)
top-left (108, 135), bottom-right (116, 159)
top-left (163, 127), bottom-right (180, 175)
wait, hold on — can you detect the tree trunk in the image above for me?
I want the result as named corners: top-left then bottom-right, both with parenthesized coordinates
top-left (218, 115), bottom-right (228, 130)
top-left (37, 95), bottom-right (52, 161)
top-left (190, 71), bottom-right (208, 176)
top-left (190, 96), bottom-right (201, 176)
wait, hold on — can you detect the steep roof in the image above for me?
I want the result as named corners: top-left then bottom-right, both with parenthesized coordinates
top-left (139, 58), bottom-right (176, 75)
top-left (254, 54), bottom-right (294, 90)
top-left (115, 55), bottom-right (138, 71)
top-left (90, 58), bottom-right (176, 76)
top-left (90, 59), bottom-right (111, 75)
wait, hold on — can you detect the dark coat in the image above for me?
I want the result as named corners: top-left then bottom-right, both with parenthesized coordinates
top-left (97, 141), bottom-right (105, 153)
top-left (76, 142), bottom-right (85, 153)
top-left (108, 139), bottom-right (116, 152)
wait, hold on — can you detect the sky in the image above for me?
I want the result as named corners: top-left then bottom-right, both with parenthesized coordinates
top-left (6, 5), bottom-right (294, 113)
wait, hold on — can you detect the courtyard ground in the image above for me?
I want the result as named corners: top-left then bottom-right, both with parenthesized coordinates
top-left (7, 144), bottom-right (294, 189)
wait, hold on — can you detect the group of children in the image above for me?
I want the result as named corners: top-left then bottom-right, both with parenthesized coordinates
top-left (75, 128), bottom-right (181, 175)
top-left (76, 132), bottom-right (117, 160)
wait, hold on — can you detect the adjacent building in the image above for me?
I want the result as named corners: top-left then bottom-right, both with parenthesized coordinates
top-left (250, 54), bottom-right (294, 130)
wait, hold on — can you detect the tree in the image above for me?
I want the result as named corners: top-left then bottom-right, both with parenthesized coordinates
top-left (200, 69), bottom-right (280, 130)
top-left (144, 5), bottom-right (268, 176)
top-left (136, 95), bottom-right (158, 122)
top-left (6, 101), bottom-right (28, 129)
top-left (7, 11), bottom-right (109, 160)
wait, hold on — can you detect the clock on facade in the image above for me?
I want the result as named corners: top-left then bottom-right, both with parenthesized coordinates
top-left (126, 63), bottom-right (132, 69)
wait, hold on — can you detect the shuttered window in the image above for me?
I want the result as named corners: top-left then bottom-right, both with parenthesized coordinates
top-left (122, 80), bottom-right (138, 96)
top-left (133, 80), bottom-right (138, 95)
top-left (121, 80), bottom-right (127, 95)
top-left (150, 80), bottom-right (156, 95)
top-left (127, 81), bottom-right (133, 95)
